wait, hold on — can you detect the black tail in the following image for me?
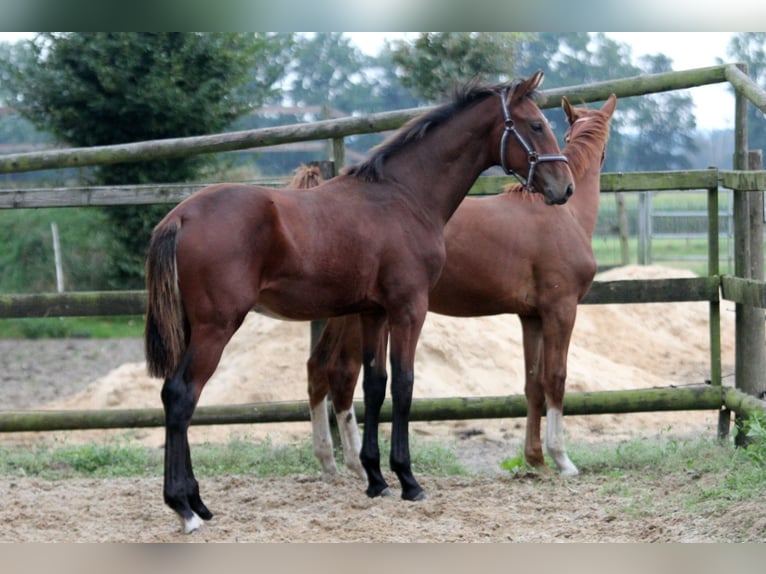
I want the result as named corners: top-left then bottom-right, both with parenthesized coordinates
top-left (144, 219), bottom-right (186, 379)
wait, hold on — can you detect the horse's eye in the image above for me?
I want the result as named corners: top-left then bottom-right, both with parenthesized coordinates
top-left (531, 122), bottom-right (544, 134)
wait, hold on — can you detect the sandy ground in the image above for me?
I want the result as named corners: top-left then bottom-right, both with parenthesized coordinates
top-left (1, 265), bottom-right (763, 542)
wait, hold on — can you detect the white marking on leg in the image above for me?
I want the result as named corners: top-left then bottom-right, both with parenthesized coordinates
top-left (336, 407), bottom-right (367, 481)
top-left (182, 511), bottom-right (204, 534)
top-left (545, 407), bottom-right (579, 477)
top-left (310, 397), bottom-right (338, 478)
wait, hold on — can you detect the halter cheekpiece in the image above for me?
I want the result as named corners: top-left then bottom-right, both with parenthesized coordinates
top-left (499, 87), bottom-right (569, 191)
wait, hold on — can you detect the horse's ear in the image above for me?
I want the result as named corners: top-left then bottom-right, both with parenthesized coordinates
top-left (602, 93), bottom-right (617, 119)
top-left (512, 70), bottom-right (544, 103)
top-left (528, 70), bottom-right (544, 91)
top-left (561, 96), bottom-right (576, 125)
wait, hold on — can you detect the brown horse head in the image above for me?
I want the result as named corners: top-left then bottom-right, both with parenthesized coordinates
top-left (561, 93), bottom-right (617, 173)
top-left (500, 71), bottom-right (574, 205)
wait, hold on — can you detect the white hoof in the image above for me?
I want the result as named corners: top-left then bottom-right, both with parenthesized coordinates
top-left (181, 511), bottom-right (204, 534)
top-left (558, 462), bottom-right (580, 477)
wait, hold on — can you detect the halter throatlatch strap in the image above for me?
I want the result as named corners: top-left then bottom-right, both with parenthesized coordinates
top-left (499, 87), bottom-right (569, 191)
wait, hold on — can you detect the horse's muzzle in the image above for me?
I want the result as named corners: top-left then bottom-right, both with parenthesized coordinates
top-left (545, 182), bottom-right (574, 206)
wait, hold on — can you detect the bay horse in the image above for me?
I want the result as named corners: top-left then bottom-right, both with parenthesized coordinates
top-left (307, 94), bottom-right (617, 480)
top-left (144, 71), bottom-right (574, 533)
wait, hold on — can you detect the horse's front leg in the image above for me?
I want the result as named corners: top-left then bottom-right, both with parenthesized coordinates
top-left (541, 304), bottom-right (579, 477)
top-left (519, 316), bottom-right (548, 472)
top-left (388, 311), bottom-right (427, 501)
top-left (358, 313), bottom-right (391, 497)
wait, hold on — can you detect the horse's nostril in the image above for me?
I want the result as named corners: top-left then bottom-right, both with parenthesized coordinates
top-left (566, 183), bottom-right (574, 198)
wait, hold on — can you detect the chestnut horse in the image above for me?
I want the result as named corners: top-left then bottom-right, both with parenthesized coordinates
top-left (307, 94), bottom-right (616, 480)
top-left (144, 71), bottom-right (574, 533)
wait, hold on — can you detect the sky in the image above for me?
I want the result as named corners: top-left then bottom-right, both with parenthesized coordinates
top-left (0, 31), bottom-right (742, 130)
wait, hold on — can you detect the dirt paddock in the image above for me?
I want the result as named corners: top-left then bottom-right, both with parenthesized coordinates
top-left (1, 266), bottom-right (763, 542)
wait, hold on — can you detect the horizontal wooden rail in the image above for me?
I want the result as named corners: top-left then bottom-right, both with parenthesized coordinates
top-left (719, 170), bottom-right (766, 191)
top-left (0, 179), bottom-right (288, 209)
top-left (724, 64), bottom-right (766, 115)
top-left (0, 277), bottom-right (723, 319)
top-left (0, 290), bottom-right (147, 318)
top-left (581, 276), bottom-right (719, 305)
top-left (723, 387), bottom-right (766, 419)
top-left (0, 65), bottom-right (733, 175)
top-left (600, 169), bottom-right (719, 192)
top-left (1, 169), bottom-right (730, 209)
top-left (720, 275), bottom-right (766, 308)
top-left (0, 385), bottom-right (725, 433)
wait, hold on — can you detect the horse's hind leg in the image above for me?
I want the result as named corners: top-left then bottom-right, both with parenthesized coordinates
top-left (307, 347), bottom-right (338, 479)
top-left (162, 322), bottom-right (237, 533)
top-left (307, 316), bottom-right (366, 481)
top-left (329, 357), bottom-right (365, 481)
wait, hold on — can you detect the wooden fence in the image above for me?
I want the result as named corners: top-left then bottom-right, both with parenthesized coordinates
top-left (2, 63), bottom-right (766, 435)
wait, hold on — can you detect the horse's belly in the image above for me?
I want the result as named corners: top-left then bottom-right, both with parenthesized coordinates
top-left (255, 280), bottom-right (377, 321)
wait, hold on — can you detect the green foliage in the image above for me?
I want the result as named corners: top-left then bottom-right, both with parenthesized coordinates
top-left (499, 451), bottom-right (528, 476)
top-left (0, 207), bottom-right (120, 293)
top-left (390, 32), bottom-right (525, 102)
top-left (734, 410), bottom-right (766, 465)
top-left (0, 33), bottom-right (292, 287)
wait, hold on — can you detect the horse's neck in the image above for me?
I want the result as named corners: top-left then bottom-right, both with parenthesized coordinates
top-left (568, 162), bottom-right (602, 239)
top-left (565, 128), bottom-right (607, 239)
top-left (387, 102), bottom-right (498, 224)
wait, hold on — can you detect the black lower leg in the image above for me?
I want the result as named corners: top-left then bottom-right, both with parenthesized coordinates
top-left (390, 361), bottom-right (424, 501)
top-left (161, 365), bottom-right (212, 522)
top-left (359, 351), bottom-right (389, 498)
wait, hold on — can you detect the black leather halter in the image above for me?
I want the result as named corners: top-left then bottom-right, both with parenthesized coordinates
top-left (499, 87), bottom-right (569, 191)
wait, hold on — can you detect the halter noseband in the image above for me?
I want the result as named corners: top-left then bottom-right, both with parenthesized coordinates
top-left (499, 87), bottom-right (569, 191)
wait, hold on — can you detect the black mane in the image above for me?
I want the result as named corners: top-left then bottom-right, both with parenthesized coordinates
top-left (344, 78), bottom-right (528, 183)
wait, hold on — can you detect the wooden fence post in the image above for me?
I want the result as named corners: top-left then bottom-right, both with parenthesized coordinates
top-left (732, 63), bottom-right (766, 444)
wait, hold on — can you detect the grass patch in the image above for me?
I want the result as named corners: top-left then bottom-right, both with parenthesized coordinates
top-left (0, 315), bottom-right (144, 339)
top-left (0, 433), bottom-right (469, 480)
top-left (0, 436), bottom-right (161, 479)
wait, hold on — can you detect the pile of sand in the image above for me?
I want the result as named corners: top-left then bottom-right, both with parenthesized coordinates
top-left (44, 265), bottom-right (737, 447)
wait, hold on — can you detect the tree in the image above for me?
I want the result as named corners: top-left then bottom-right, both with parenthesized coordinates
top-left (260, 33), bottom-right (422, 170)
top-left (627, 54), bottom-right (697, 171)
top-left (0, 32), bottom-right (292, 287)
top-left (389, 32), bottom-right (524, 102)
top-left (516, 33), bottom-right (698, 172)
top-left (726, 33), bottom-right (766, 158)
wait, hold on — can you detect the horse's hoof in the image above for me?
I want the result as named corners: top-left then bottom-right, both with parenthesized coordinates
top-left (180, 511), bottom-right (205, 534)
top-left (559, 467), bottom-right (580, 478)
top-left (366, 485), bottom-right (393, 498)
top-left (401, 486), bottom-right (426, 501)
